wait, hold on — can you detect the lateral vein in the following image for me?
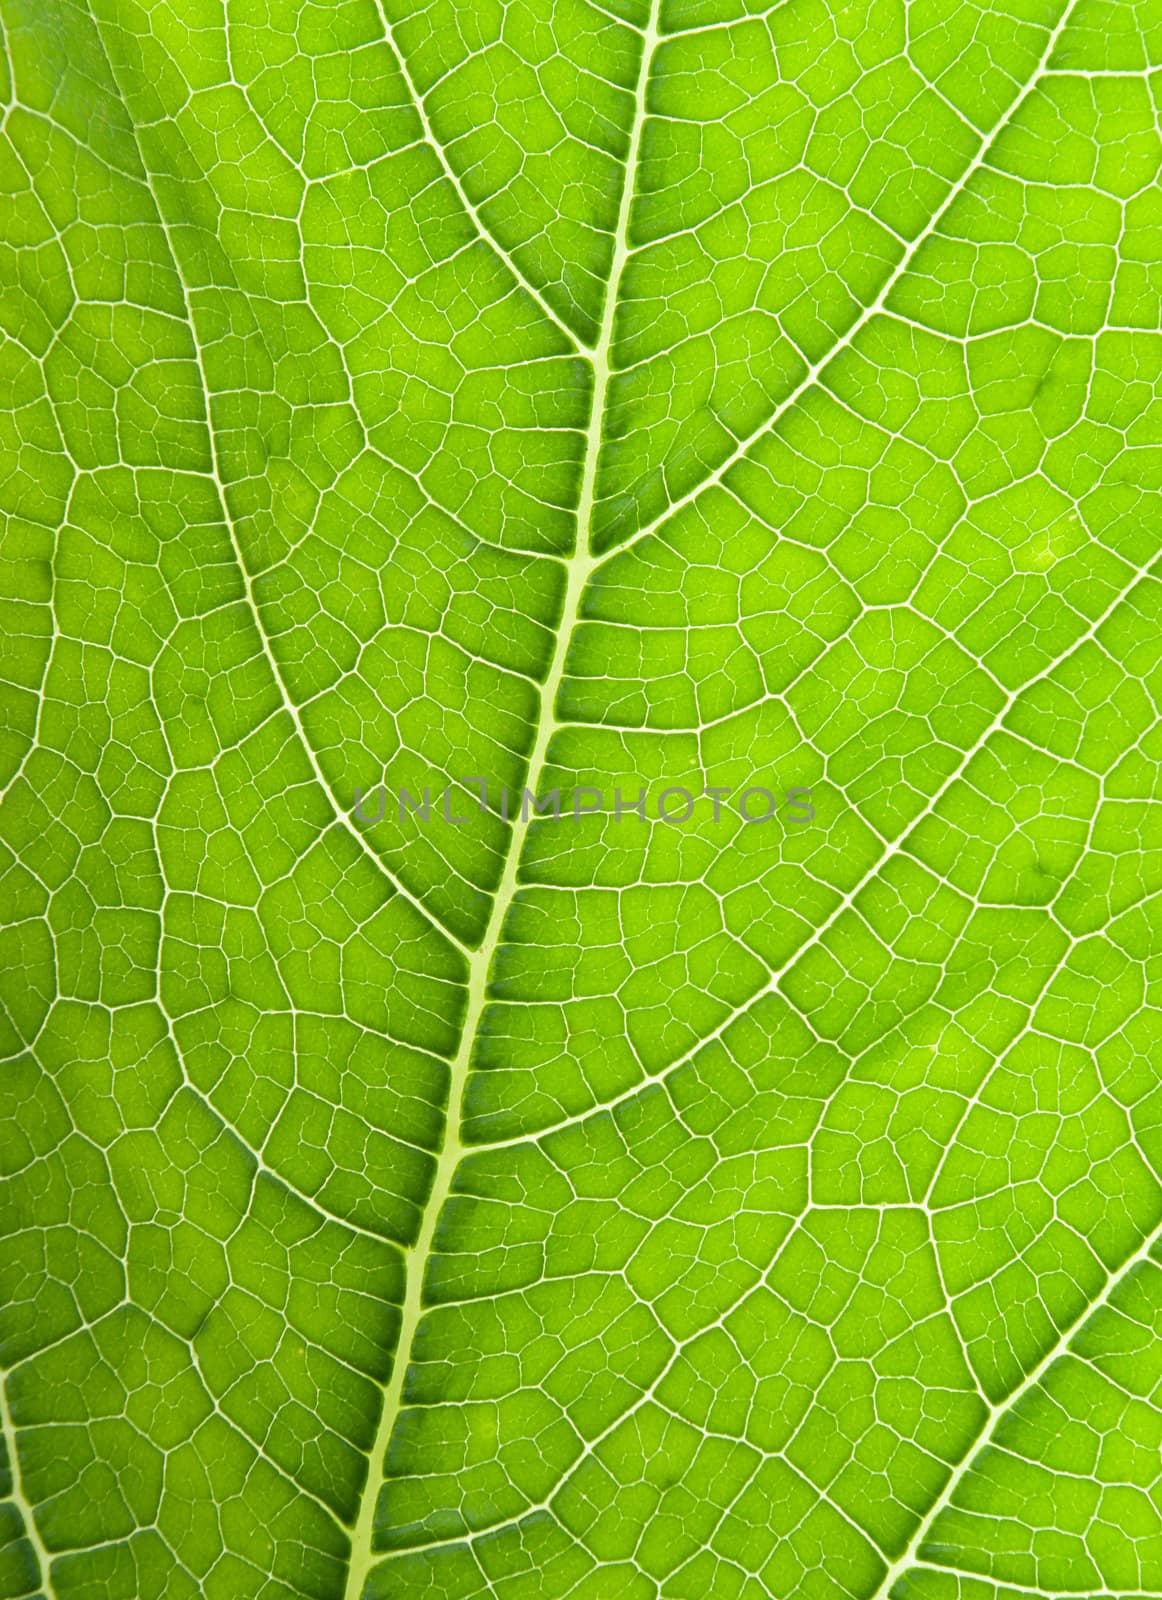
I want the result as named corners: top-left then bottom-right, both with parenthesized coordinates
top-left (370, 0), bottom-right (588, 350)
top-left (871, 1212), bottom-right (1162, 1600)
top-left (602, 0), bottom-right (1083, 564)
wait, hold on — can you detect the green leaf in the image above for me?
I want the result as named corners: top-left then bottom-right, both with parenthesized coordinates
top-left (2, 0), bottom-right (1162, 1598)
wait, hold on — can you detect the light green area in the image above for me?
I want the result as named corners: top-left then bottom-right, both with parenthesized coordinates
top-left (1, 0), bottom-right (1162, 1597)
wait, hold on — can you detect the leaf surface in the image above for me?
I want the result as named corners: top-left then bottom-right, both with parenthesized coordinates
top-left (2, 1), bottom-right (1162, 1598)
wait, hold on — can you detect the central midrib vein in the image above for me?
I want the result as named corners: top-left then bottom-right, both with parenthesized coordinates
top-left (341, 4), bottom-right (662, 1592)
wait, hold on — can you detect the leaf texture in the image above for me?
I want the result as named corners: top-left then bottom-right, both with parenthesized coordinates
top-left (2, 1), bottom-right (1162, 1598)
